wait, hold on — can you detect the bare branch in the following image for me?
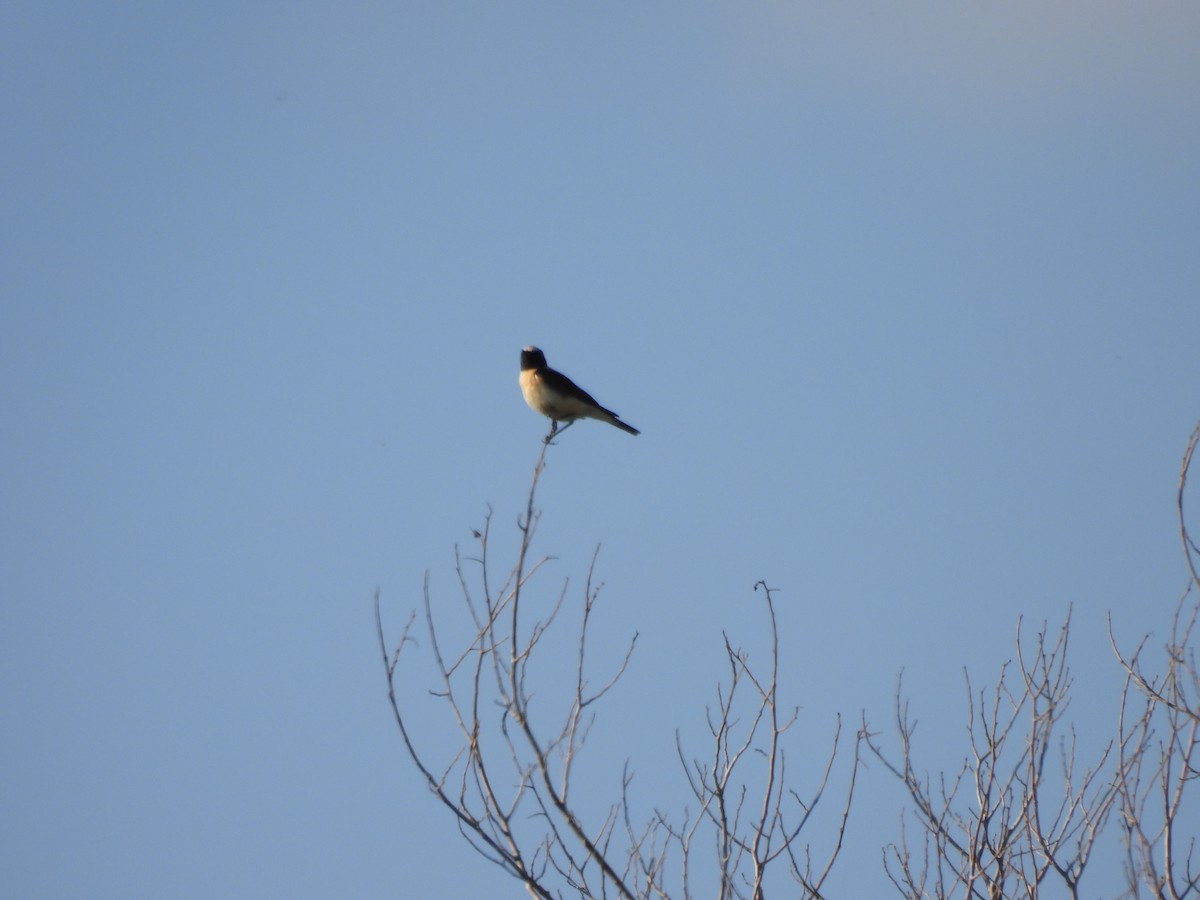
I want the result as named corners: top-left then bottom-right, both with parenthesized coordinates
top-left (866, 611), bottom-right (1118, 899)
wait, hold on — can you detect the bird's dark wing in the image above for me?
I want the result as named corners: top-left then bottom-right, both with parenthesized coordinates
top-left (540, 366), bottom-right (605, 411)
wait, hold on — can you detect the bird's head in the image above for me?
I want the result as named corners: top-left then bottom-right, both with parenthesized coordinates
top-left (520, 346), bottom-right (547, 371)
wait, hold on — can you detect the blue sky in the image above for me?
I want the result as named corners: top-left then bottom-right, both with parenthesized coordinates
top-left (3, 2), bottom-right (1198, 896)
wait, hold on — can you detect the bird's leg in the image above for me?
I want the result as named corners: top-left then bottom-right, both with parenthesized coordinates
top-left (544, 419), bottom-right (575, 445)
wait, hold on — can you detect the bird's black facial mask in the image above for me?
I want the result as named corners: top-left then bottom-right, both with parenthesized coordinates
top-left (520, 347), bottom-right (547, 371)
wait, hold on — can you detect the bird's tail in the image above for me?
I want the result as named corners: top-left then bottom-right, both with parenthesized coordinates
top-left (602, 411), bottom-right (640, 436)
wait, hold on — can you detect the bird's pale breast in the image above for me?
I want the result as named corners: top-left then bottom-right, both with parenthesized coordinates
top-left (520, 369), bottom-right (589, 420)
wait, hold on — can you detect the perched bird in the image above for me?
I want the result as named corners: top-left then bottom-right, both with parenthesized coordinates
top-left (519, 346), bottom-right (640, 438)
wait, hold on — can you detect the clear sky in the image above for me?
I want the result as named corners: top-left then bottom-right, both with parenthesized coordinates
top-left (3, 2), bottom-right (1198, 897)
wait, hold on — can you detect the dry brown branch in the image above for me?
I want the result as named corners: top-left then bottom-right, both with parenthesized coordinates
top-left (379, 421), bottom-right (1200, 896)
top-left (864, 610), bottom-right (1119, 899)
top-left (1104, 422), bottom-right (1200, 899)
top-left (376, 439), bottom-right (637, 898)
top-left (1110, 598), bottom-right (1200, 899)
top-left (1178, 425), bottom-right (1200, 594)
top-left (377, 440), bottom-right (857, 897)
top-left (860, 423), bottom-right (1200, 900)
top-left (661, 582), bottom-right (858, 899)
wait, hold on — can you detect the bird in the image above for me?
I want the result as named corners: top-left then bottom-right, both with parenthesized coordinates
top-left (519, 346), bottom-right (640, 439)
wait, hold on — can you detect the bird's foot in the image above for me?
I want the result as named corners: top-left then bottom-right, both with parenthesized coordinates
top-left (543, 419), bottom-right (574, 445)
